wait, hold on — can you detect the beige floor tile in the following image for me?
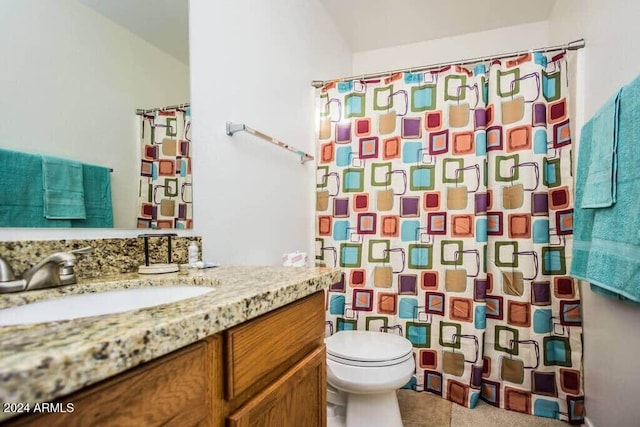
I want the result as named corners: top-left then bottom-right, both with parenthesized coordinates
top-left (403, 422), bottom-right (440, 427)
top-left (450, 400), bottom-right (567, 427)
top-left (398, 389), bottom-right (451, 427)
top-left (397, 390), bottom-right (567, 427)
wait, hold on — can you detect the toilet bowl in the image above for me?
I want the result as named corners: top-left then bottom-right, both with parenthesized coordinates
top-left (325, 330), bottom-right (415, 427)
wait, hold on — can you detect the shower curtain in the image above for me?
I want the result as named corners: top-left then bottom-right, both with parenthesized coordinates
top-left (316, 52), bottom-right (584, 424)
top-left (137, 106), bottom-right (192, 229)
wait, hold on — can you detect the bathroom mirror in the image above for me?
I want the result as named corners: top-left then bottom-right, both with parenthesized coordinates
top-left (0, 0), bottom-right (190, 229)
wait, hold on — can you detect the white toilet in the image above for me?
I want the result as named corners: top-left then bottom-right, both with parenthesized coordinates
top-left (325, 330), bottom-right (415, 427)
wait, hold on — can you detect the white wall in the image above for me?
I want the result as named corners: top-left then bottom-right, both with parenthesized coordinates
top-left (0, 0), bottom-right (189, 237)
top-left (189, 0), bottom-right (351, 265)
top-left (352, 21), bottom-right (549, 75)
top-left (548, 2), bottom-right (640, 426)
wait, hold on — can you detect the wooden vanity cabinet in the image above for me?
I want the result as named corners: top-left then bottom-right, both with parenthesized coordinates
top-left (6, 291), bottom-right (326, 427)
top-left (6, 340), bottom-right (210, 427)
top-left (214, 290), bottom-right (326, 427)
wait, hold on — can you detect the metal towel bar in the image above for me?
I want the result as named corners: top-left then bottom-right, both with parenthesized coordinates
top-left (226, 122), bottom-right (314, 164)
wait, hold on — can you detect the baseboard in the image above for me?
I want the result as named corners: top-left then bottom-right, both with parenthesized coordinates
top-left (584, 416), bottom-right (595, 427)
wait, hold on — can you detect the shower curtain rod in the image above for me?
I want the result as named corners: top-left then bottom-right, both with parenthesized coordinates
top-left (311, 38), bottom-right (585, 88)
top-left (135, 102), bottom-right (190, 115)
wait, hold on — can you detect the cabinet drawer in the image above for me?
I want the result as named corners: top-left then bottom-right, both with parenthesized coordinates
top-left (224, 291), bottom-right (325, 399)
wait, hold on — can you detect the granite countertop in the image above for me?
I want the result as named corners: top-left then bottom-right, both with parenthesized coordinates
top-left (0, 265), bottom-right (340, 421)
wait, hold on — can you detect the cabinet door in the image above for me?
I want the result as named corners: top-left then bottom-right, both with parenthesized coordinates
top-left (7, 341), bottom-right (209, 427)
top-left (227, 346), bottom-right (326, 427)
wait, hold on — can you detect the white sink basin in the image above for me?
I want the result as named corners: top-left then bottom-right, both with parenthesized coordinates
top-left (0, 286), bottom-right (214, 326)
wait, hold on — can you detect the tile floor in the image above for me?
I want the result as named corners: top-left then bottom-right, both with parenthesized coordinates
top-left (398, 390), bottom-right (567, 427)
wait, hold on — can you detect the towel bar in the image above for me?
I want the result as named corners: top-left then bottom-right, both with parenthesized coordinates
top-left (226, 121), bottom-right (314, 164)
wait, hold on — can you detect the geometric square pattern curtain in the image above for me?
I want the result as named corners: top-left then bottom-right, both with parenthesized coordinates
top-left (316, 52), bottom-right (584, 424)
top-left (137, 107), bottom-right (193, 229)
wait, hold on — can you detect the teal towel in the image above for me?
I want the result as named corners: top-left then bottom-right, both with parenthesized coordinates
top-left (571, 74), bottom-right (640, 303)
top-left (0, 149), bottom-right (71, 227)
top-left (570, 120), bottom-right (594, 280)
top-left (41, 156), bottom-right (86, 219)
top-left (71, 164), bottom-right (113, 228)
top-left (581, 90), bottom-right (620, 208)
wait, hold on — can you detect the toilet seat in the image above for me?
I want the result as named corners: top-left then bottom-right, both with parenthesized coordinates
top-left (326, 330), bottom-right (413, 367)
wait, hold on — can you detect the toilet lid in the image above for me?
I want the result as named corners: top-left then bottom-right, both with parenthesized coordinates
top-left (325, 331), bottom-right (413, 366)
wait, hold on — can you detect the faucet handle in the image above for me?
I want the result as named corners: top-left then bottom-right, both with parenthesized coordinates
top-left (54, 247), bottom-right (92, 286)
top-left (59, 253), bottom-right (82, 286)
top-left (70, 246), bottom-right (93, 255)
top-left (59, 264), bottom-right (76, 285)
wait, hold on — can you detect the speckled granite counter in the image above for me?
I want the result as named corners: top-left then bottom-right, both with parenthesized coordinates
top-left (0, 265), bottom-right (340, 422)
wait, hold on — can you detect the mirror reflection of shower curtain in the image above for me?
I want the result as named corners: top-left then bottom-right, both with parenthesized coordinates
top-left (317, 53), bottom-right (584, 424)
top-left (137, 106), bottom-right (193, 229)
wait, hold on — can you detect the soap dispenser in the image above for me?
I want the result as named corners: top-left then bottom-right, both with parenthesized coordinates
top-left (188, 240), bottom-right (199, 266)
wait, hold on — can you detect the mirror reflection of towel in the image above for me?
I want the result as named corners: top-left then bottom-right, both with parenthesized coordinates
top-left (41, 156), bottom-right (86, 219)
top-left (0, 149), bottom-right (69, 227)
top-left (70, 164), bottom-right (113, 228)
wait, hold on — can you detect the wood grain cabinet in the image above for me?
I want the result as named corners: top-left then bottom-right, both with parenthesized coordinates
top-left (7, 291), bottom-right (326, 427)
top-left (226, 346), bottom-right (326, 427)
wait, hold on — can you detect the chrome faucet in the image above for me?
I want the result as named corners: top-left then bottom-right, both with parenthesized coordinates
top-left (0, 246), bottom-right (92, 293)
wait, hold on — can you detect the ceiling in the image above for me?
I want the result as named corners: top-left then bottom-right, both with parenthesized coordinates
top-left (79, 0), bottom-right (189, 65)
top-left (78, 0), bottom-right (558, 64)
top-left (320, 0), bottom-right (557, 52)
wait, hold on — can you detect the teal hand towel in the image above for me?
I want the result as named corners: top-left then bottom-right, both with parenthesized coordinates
top-left (571, 74), bottom-right (640, 303)
top-left (71, 164), bottom-right (113, 228)
top-left (41, 156), bottom-right (86, 219)
top-left (0, 148), bottom-right (71, 227)
top-left (570, 119), bottom-right (595, 280)
top-left (581, 90), bottom-right (620, 208)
